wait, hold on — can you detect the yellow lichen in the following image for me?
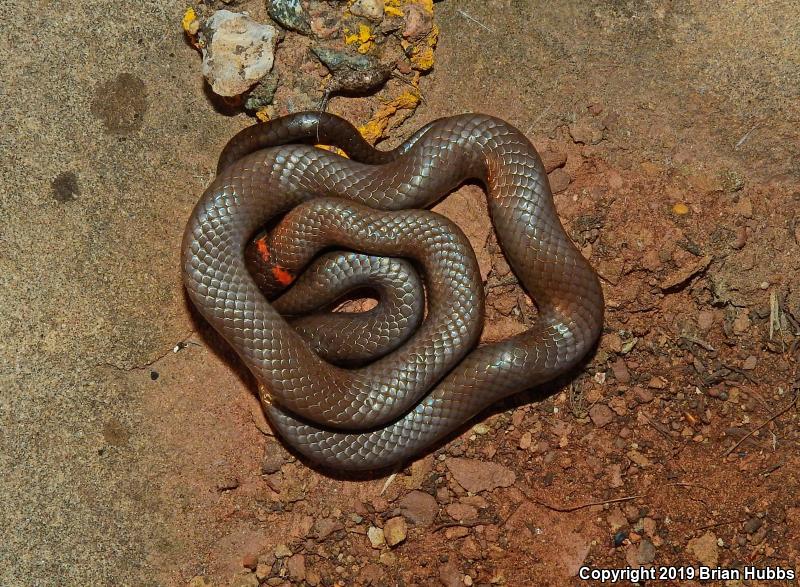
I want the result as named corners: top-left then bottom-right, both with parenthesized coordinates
top-left (344, 23), bottom-right (375, 53)
top-left (181, 7), bottom-right (200, 36)
top-left (672, 202), bottom-right (690, 215)
top-left (255, 108), bottom-right (271, 123)
top-left (402, 24), bottom-right (438, 71)
top-left (316, 144), bottom-right (349, 158)
top-left (358, 92), bottom-right (421, 143)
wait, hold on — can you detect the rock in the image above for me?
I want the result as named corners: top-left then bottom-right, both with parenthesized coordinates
top-left (611, 359), bottom-right (631, 384)
top-left (634, 386), bottom-right (654, 404)
top-left (548, 168), bottom-right (571, 194)
top-left (216, 475), bottom-right (240, 491)
top-left (199, 11), bottom-right (278, 97)
top-left (660, 255), bottom-right (713, 291)
top-left (686, 531), bottom-right (719, 567)
top-left (242, 553), bottom-right (258, 570)
top-left (627, 450), bottom-right (651, 468)
top-left (358, 563), bottom-right (385, 585)
top-left (734, 196), bottom-right (753, 218)
top-left (261, 441), bottom-right (288, 474)
top-left (383, 516), bottom-right (408, 547)
top-left (647, 376), bottom-right (667, 389)
top-left (445, 458), bottom-right (516, 493)
top-left (472, 423), bottom-right (490, 435)
top-left (274, 543), bottom-right (292, 558)
top-left (732, 225), bottom-right (748, 249)
top-left (589, 404), bottom-right (614, 428)
top-left (350, 0), bottom-right (385, 21)
top-left (519, 431), bottom-right (532, 450)
top-left (438, 563), bottom-right (462, 587)
top-left (540, 150), bottom-right (567, 173)
top-left (314, 517), bottom-right (342, 541)
top-left (742, 355), bottom-right (757, 370)
top-left (286, 554), bottom-right (306, 581)
top-left (231, 573), bottom-right (259, 587)
top-left (255, 563), bottom-right (271, 581)
top-left (367, 526), bottom-right (385, 548)
top-left (311, 45), bottom-right (392, 96)
top-left (398, 490), bottom-right (438, 526)
top-left (733, 311), bottom-right (751, 334)
top-left (697, 310), bottom-right (715, 331)
top-left (569, 121), bottom-right (604, 145)
top-left (446, 503), bottom-right (478, 521)
top-left (444, 526), bottom-right (469, 539)
top-left (607, 507), bottom-right (627, 531)
top-left (743, 517), bottom-right (763, 534)
top-left (266, 0), bottom-right (311, 34)
top-left (402, 3), bottom-right (433, 40)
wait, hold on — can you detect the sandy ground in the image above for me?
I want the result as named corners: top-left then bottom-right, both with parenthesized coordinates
top-left (2, 1), bottom-right (799, 586)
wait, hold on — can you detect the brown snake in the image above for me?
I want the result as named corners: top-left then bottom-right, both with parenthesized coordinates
top-left (182, 112), bottom-right (604, 471)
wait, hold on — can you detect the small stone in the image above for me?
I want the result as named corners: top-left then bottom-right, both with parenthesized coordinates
top-left (398, 491), bottom-right (438, 526)
top-left (687, 531), bottom-right (719, 567)
top-left (519, 431), bottom-right (532, 450)
top-left (697, 310), bottom-right (715, 331)
top-left (274, 543), bottom-right (292, 558)
top-left (569, 121), bottom-right (604, 145)
top-left (286, 554), bottom-right (306, 581)
top-left (647, 376), bottom-right (667, 389)
top-left (444, 526), bottom-right (469, 539)
top-left (607, 508), bottom-right (627, 531)
top-left (611, 359), bottom-right (631, 384)
top-left (266, 0), bottom-right (311, 34)
top-left (199, 10), bottom-right (278, 97)
top-left (261, 442), bottom-right (288, 474)
top-left (627, 450), bottom-right (651, 467)
top-left (642, 517), bottom-right (657, 537)
top-left (540, 150), bottom-right (567, 173)
top-left (439, 563), bottom-right (462, 587)
top-left (732, 225), bottom-right (748, 249)
top-left (350, 0), bottom-right (385, 21)
top-left (634, 387), bottom-right (654, 404)
top-left (734, 197), bottom-right (753, 218)
top-left (402, 3), bottom-right (433, 40)
top-left (733, 311), bottom-right (751, 334)
top-left (742, 355), bottom-right (757, 370)
top-left (589, 404), bottom-right (614, 428)
top-left (743, 517), bottom-right (763, 534)
top-left (445, 458), bottom-right (516, 493)
top-left (637, 539), bottom-right (656, 564)
top-left (472, 423), bottom-right (490, 435)
top-left (230, 573), bottom-right (259, 587)
top-left (588, 102), bottom-right (604, 115)
top-left (383, 516), bottom-right (408, 547)
top-left (242, 553), bottom-right (258, 570)
top-left (216, 476), bottom-right (240, 491)
top-left (255, 563), bottom-right (271, 581)
top-left (548, 168), bottom-right (571, 194)
top-left (446, 503), bottom-right (478, 521)
top-left (367, 526), bottom-right (385, 548)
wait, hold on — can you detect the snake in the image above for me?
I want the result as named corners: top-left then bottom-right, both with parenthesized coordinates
top-left (182, 112), bottom-right (604, 471)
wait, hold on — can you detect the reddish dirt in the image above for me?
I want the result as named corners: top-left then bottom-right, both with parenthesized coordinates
top-left (154, 2), bottom-right (800, 586)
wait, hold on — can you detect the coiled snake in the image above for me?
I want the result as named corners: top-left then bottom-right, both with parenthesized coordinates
top-left (182, 112), bottom-right (604, 471)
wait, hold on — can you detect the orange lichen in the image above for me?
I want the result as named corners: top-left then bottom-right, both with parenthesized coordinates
top-left (344, 23), bottom-right (375, 54)
top-left (358, 92), bottom-right (421, 143)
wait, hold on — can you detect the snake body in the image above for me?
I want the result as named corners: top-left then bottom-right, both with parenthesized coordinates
top-left (182, 112), bottom-right (604, 471)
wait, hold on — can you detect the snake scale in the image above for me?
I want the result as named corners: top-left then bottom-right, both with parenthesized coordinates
top-left (182, 112), bottom-right (604, 471)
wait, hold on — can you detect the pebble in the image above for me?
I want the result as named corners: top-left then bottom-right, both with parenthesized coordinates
top-left (732, 311), bottom-right (751, 334)
top-left (647, 376), bottom-right (667, 389)
top-left (636, 539), bottom-right (656, 564)
top-left (383, 516), bottom-right (408, 547)
top-left (446, 503), bottom-right (478, 521)
top-left (230, 573), bottom-right (259, 587)
top-left (242, 553), bottom-right (258, 570)
top-left (199, 10), bottom-right (278, 97)
top-left (350, 0), bottom-right (385, 21)
top-left (540, 150), bottom-right (567, 173)
top-left (743, 517), bottom-right (763, 534)
top-left (286, 554), bottom-right (306, 581)
top-left (444, 526), bottom-right (469, 539)
top-left (255, 563), bottom-right (271, 581)
top-left (634, 386), bottom-right (654, 404)
top-left (519, 431), bottom-right (532, 450)
top-left (472, 423), bottom-right (490, 435)
top-left (398, 491), bottom-right (438, 526)
top-left (548, 168), bottom-right (571, 194)
top-left (611, 358), bottom-right (631, 384)
top-left (367, 526), bottom-right (386, 548)
top-left (734, 196), bottom-right (753, 218)
top-left (732, 225), bottom-right (748, 249)
top-left (266, 0), bottom-right (311, 34)
top-left (589, 404), bottom-right (614, 428)
top-left (274, 543), bottom-right (292, 558)
top-left (569, 121), bottom-right (604, 145)
top-left (445, 458), bottom-right (516, 493)
top-left (314, 517), bottom-right (342, 541)
top-left (216, 475), bottom-right (240, 491)
top-left (439, 563), bottom-right (462, 587)
top-left (742, 355), bottom-right (757, 370)
top-left (261, 442), bottom-right (288, 474)
top-left (686, 531), bottom-right (719, 567)
top-left (402, 3), bottom-right (433, 40)
top-left (697, 310), bottom-right (715, 331)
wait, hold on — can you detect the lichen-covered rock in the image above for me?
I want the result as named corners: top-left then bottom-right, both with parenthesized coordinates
top-left (200, 10), bottom-right (278, 97)
top-left (267, 0), bottom-right (311, 34)
top-left (350, 0), bottom-right (385, 21)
